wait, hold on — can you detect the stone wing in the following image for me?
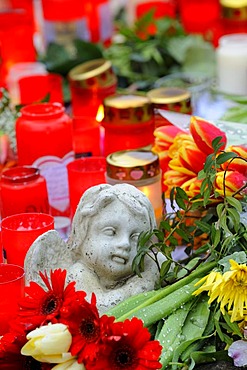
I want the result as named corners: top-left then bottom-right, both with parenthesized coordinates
top-left (24, 229), bottom-right (72, 286)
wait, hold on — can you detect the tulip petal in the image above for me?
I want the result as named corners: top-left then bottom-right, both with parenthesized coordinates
top-left (190, 116), bottom-right (227, 155)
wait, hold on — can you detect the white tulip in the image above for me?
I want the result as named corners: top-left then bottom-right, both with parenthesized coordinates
top-left (21, 323), bottom-right (73, 363)
top-left (51, 358), bottom-right (86, 369)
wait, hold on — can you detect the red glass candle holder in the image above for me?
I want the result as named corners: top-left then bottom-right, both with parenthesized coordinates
top-left (178, 0), bottom-right (221, 45)
top-left (68, 59), bottom-right (117, 118)
top-left (0, 9), bottom-right (36, 87)
top-left (0, 263), bottom-right (25, 335)
top-left (220, 1), bottom-right (247, 36)
top-left (0, 166), bottom-right (50, 219)
top-left (15, 102), bottom-right (73, 218)
top-left (84, 0), bottom-right (113, 45)
top-left (67, 157), bottom-right (106, 219)
top-left (41, 0), bottom-right (90, 51)
top-left (101, 93), bottom-right (155, 156)
top-left (1, 213), bottom-right (54, 266)
top-left (72, 116), bottom-right (102, 158)
top-left (16, 102), bottom-right (73, 165)
top-left (18, 73), bottom-right (64, 105)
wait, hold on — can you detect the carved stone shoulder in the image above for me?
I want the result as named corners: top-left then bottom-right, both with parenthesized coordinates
top-left (24, 230), bottom-right (72, 286)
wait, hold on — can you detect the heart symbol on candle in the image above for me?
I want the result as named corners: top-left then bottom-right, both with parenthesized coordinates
top-left (33, 152), bottom-right (74, 212)
top-left (130, 169), bottom-right (144, 180)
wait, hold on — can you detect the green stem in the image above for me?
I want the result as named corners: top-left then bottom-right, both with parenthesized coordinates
top-left (116, 261), bottom-right (217, 322)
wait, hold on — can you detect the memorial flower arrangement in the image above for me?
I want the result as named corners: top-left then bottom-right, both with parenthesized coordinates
top-left (0, 269), bottom-right (163, 370)
top-left (0, 115), bottom-right (247, 370)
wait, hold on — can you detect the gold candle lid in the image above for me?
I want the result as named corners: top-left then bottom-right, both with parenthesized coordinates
top-left (220, 0), bottom-right (247, 20)
top-left (103, 93), bottom-right (154, 124)
top-left (147, 87), bottom-right (191, 104)
top-left (106, 149), bottom-right (160, 181)
top-left (68, 58), bottom-right (117, 89)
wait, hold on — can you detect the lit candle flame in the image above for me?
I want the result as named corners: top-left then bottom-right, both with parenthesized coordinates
top-left (96, 104), bottom-right (104, 122)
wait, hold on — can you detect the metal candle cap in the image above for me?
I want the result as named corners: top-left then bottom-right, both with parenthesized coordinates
top-left (68, 58), bottom-right (117, 89)
top-left (147, 87), bottom-right (191, 104)
top-left (106, 150), bottom-right (160, 181)
top-left (103, 93), bottom-right (154, 124)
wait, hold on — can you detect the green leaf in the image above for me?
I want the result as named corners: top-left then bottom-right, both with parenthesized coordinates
top-left (226, 197), bottom-right (243, 212)
top-left (216, 152), bottom-right (237, 165)
top-left (160, 260), bottom-right (172, 279)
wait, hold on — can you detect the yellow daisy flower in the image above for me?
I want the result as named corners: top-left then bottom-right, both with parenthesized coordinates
top-left (193, 270), bottom-right (223, 297)
top-left (217, 260), bottom-right (247, 322)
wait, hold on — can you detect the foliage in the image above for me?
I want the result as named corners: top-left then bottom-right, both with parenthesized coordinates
top-left (127, 138), bottom-right (247, 368)
top-left (133, 139), bottom-right (247, 288)
top-left (104, 12), bottom-right (216, 90)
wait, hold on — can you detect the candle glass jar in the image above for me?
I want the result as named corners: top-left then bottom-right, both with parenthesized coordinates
top-left (1, 213), bottom-right (54, 266)
top-left (216, 33), bottom-right (247, 95)
top-left (147, 87), bottom-right (192, 127)
top-left (0, 166), bottom-right (50, 219)
top-left (101, 93), bottom-right (155, 156)
top-left (0, 263), bottom-right (25, 335)
top-left (0, 9), bottom-right (36, 87)
top-left (15, 102), bottom-right (74, 218)
top-left (220, 0), bottom-right (247, 35)
top-left (106, 149), bottom-right (163, 223)
top-left (68, 59), bottom-right (117, 118)
top-left (40, 0), bottom-right (90, 52)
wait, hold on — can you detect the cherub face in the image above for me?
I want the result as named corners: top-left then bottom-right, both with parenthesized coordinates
top-left (81, 199), bottom-right (151, 286)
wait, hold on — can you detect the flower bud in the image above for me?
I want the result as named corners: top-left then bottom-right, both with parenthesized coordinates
top-left (215, 170), bottom-right (247, 196)
top-left (190, 116), bottom-right (227, 155)
top-left (21, 323), bottom-right (73, 363)
top-left (51, 358), bottom-right (86, 369)
top-left (221, 145), bottom-right (247, 176)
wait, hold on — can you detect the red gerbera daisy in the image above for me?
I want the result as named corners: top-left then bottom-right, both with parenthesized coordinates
top-left (61, 293), bottom-right (115, 364)
top-left (17, 269), bottom-right (80, 329)
top-left (86, 317), bottom-right (162, 370)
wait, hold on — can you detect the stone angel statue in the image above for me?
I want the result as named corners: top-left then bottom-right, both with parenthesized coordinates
top-left (24, 183), bottom-right (161, 314)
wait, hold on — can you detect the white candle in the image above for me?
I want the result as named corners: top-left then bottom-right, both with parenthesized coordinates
top-left (216, 33), bottom-right (247, 95)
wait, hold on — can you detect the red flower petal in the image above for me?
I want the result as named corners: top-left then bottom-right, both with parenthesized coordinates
top-left (190, 116), bottom-right (227, 155)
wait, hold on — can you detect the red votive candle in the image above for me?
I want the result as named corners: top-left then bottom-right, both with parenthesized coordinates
top-left (68, 59), bottom-right (117, 118)
top-left (67, 157), bottom-right (106, 219)
top-left (72, 116), bottom-right (102, 158)
top-left (0, 9), bottom-right (36, 87)
top-left (101, 93), bottom-right (155, 156)
top-left (0, 166), bottom-right (50, 219)
top-left (0, 263), bottom-right (25, 335)
top-left (1, 213), bottom-right (54, 266)
top-left (15, 102), bottom-right (73, 218)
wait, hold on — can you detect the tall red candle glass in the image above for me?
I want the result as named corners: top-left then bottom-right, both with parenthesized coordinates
top-left (0, 263), bottom-right (25, 335)
top-left (72, 116), bottom-right (102, 158)
top-left (0, 9), bottom-right (36, 87)
top-left (84, 0), bottom-right (113, 45)
top-left (15, 102), bottom-right (73, 218)
top-left (178, 0), bottom-right (221, 45)
top-left (68, 59), bottom-right (117, 118)
top-left (0, 166), bottom-right (50, 219)
top-left (67, 157), bottom-right (106, 219)
top-left (1, 213), bottom-right (54, 267)
top-left (40, 0), bottom-right (90, 51)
